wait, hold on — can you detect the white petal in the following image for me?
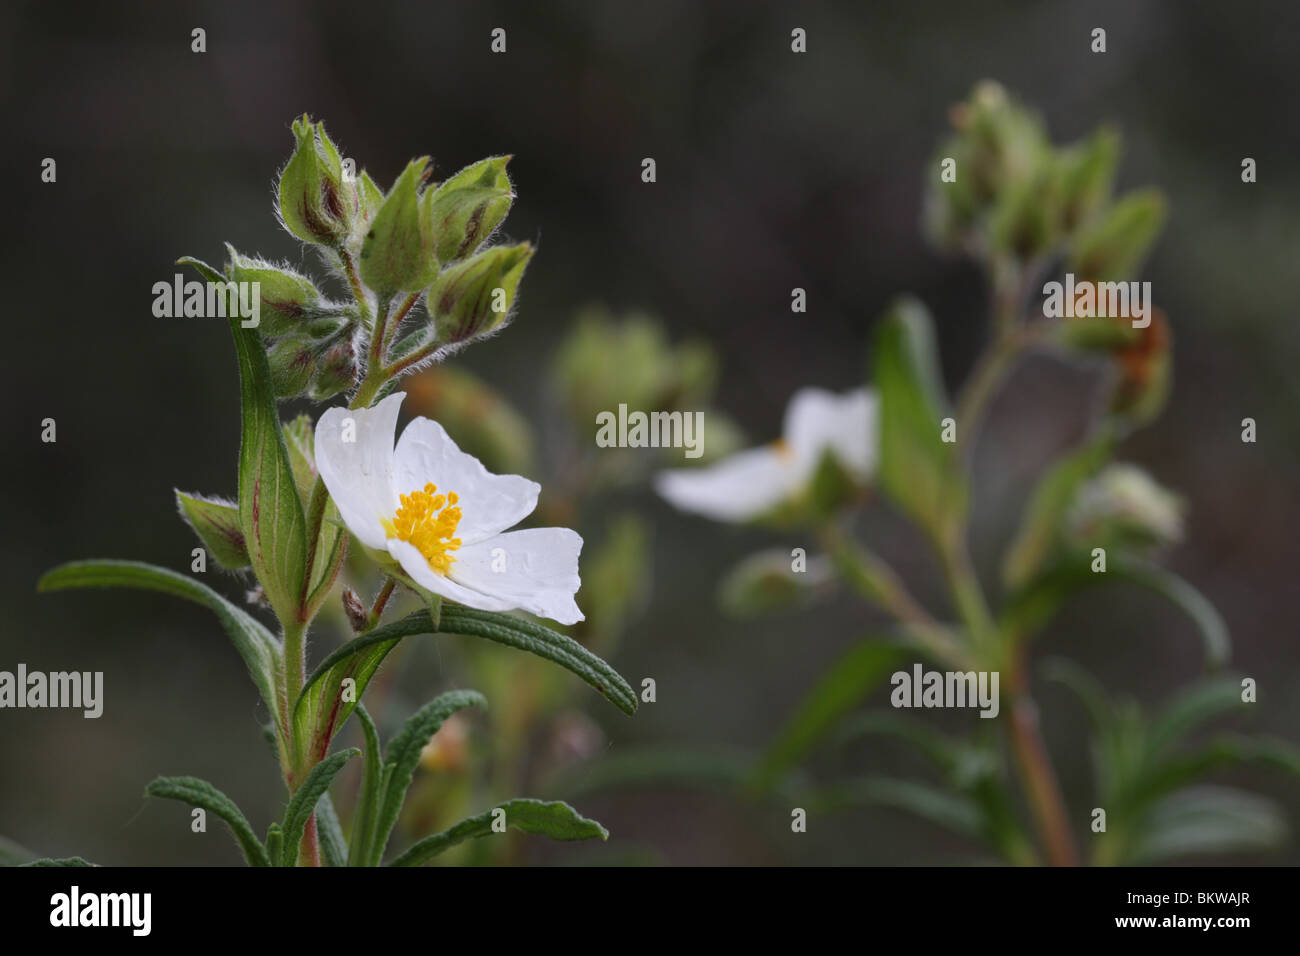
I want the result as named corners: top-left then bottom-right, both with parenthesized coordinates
top-left (655, 446), bottom-right (795, 523)
top-left (387, 538), bottom-right (516, 612)
top-left (784, 387), bottom-right (877, 482)
top-left (393, 417), bottom-right (539, 545)
top-left (314, 392), bottom-right (404, 549)
top-left (450, 528), bottom-right (585, 625)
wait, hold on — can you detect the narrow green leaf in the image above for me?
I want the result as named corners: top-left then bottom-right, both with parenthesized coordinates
top-left (177, 255), bottom-right (226, 285)
top-left (21, 857), bottom-right (94, 867)
top-left (1145, 678), bottom-right (1246, 760)
top-left (348, 704), bottom-right (383, 867)
top-left (280, 749), bottom-right (359, 866)
top-left (1131, 786), bottom-right (1285, 863)
top-left (315, 792), bottom-right (348, 867)
top-left (0, 835), bottom-right (37, 866)
top-left (38, 560), bottom-right (282, 736)
top-left (1121, 736), bottom-right (1300, 816)
top-left (369, 690), bottom-right (486, 865)
top-left (752, 640), bottom-right (907, 792)
top-left (389, 799), bottom-right (608, 867)
top-left (1001, 557), bottom-right (1230, 666)
top-left (229, 309), bottom-right (308, 627)
top-left (293, 605), bottom-right (636, 759)
top-left (146, 775), bottom-right (270, 867)
top-left (810, 777), bottom-right (984, 840)
top-left (440, 606), bottom-right (638, 716)
top-left (264, 823), bottom-right (283, 866)
top-left (1002, 431), bottom-right (1112, 589)
top-left (833, 712), bottom-right (965, 772)
top-left (873, 298), bottom-right (966, 545)
top-left (175, 491), bottom-right (250, 569)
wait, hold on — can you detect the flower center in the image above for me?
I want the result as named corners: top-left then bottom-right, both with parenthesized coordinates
top-left (382, 482), bottom-right (463, 575)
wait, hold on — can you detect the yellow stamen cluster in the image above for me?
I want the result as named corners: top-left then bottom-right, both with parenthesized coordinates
top-left (383, 482), bottom-right (463, 575)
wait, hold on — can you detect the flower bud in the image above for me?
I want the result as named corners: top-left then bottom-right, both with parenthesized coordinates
top-left (360, 158), bottom-right (438, 295)
top-left (225, 245), bottom-right (323, 337)
top-left (277, 115), bottom-right (356, 246)
top-left (425, 156), bottom-right (514, 262)
top-left (1067, 463), bottom-right (1184, 549)
top-left (308, 335), bottom-right (357, 400)
top-left (356, 170), bottom-right (385, 229)
top-left (266, 333), bottom-right (317, 398)
top-left (428, 242), bottom-right (534, 346)
top-left (1110, 308), bottom-right (1171, 427)
top-left (342, 587), bottom-right (367, 632)
top-left (1055, 125), bottom-right (1120, 235)
top-left (1068, 189), bottom-right (1166, 283)
top-left (719, 548), bottom-right (833, 617)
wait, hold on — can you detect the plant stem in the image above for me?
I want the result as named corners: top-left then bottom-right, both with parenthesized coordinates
top-left (339, 248), bottom-right (370, 321)
top-left (384, 338), bottom-right (444, 379)
top-left (299, 813), bottom-right (321, 867)
top-left (282, 617), bottom-right (306, 745)
top-left (366, 576), bottom-right (398, 629)
top-left (1005, 647), bottom-right (1078, 866)
top-left (822, 525), bottom-right (969, 668)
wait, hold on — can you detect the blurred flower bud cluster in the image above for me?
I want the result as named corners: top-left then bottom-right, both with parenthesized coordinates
top-left (924, 80), bottom-right (1165, 277)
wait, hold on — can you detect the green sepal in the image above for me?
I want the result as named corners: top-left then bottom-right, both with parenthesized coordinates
top-left (175, 491), bottom-right (250, 569)
top-left (428, 243), bottom-right (534, 347)
top-left (360, 158), bottom-right (437, 294)
top-left (425, 155), bottom-right (514, 262)
top-left (225, 245), bottom-right (323, 338)
top-left (1068, 189), bottom-right (1166, 283)
top-left (278, 115), bottom-right (354, 246)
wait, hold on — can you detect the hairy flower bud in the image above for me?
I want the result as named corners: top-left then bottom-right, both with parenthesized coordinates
top-left (308, 335), bottom-right (357, 400)
top-left (342, 587), bottom-right (367, 632)
top-left (425, 156), bottom-right (514, 262)
top-left (225, 245), bottom-right (322, 337)
top-left (428, 242), bottom-right (534, 347)
top-left (266, 333), bottom-right (318, 398)
top-left (277, 115), bottom-right (356, 246)
top-left (360, 158), bottom-right (438, 295)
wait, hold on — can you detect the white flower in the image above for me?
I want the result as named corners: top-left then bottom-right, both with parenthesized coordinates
top-left (1067, 463), bottom-right (1184, 545)
top-left (314, 392), bottom-right (583, 625)
top-left (655, 387), bottom-right (877, 523)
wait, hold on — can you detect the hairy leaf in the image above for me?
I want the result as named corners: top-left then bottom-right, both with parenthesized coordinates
top-left (369, 690), bottom-right (486, 865)
top-left (38, 560), bottom-right (282, 736)
top-left (146, 775), bottom-right (270, 867)
top-left (390, 799), bottom-right (608, 867)
top-left (280, 749), bottom-right (359, 866)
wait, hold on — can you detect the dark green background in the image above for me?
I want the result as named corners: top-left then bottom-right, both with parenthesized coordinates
top-left (3, 0), bottom-right (1298, 864)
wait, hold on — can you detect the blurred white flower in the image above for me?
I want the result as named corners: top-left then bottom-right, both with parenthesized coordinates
top-left (655, 387), bottom-right (877, 522)
top-left (1068, 463), bottom-right (1184, 546)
